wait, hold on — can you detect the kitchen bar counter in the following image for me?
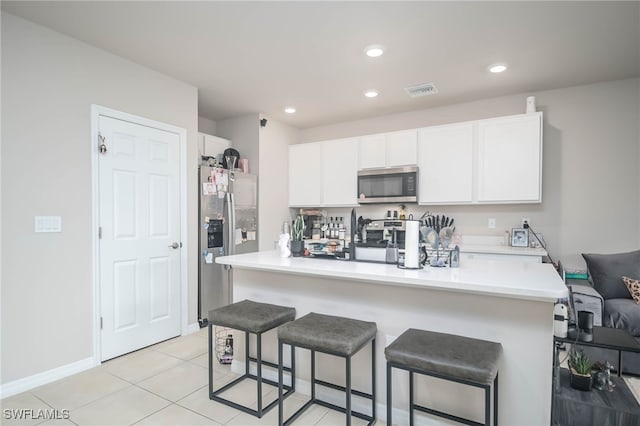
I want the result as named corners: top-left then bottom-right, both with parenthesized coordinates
top-left (216, 250), bottom-right (567, 425)
top-left (217, 250), bottom-right (565, 302)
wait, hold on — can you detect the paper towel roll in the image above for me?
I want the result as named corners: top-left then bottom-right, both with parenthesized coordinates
top-left (404, 220), bottom-right (421, 268)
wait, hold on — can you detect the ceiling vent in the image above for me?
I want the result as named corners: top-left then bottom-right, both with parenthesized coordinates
top-left (405, 83), bottom-right (438, 98)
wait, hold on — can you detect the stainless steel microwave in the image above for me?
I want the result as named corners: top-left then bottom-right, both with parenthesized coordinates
top-left (357, 166), bottom-right (418, 203)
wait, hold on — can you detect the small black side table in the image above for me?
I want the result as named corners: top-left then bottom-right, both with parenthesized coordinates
top-left (552, 327), bottom-right (640, 425)
top-left (554, 327), bottom-right (640, 377)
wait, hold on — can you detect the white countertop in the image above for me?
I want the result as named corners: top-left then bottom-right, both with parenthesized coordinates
top-left (217, 250), bottom-right (567, 302)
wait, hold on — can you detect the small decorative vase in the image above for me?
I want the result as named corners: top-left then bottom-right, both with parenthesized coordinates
top-left (290, 240), bottom-right (304, 257)
top-left (569, 367), bottom-right (592, 391)
top-left (593, 370), bottom-right (607, 390)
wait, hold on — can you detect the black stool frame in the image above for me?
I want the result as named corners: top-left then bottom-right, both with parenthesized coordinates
top-left (387, 361), bottom-right (498, 426)
top-left (208, 324), bottom-right (295, 418)
top-left (278, 338), bottom-right (376, 426)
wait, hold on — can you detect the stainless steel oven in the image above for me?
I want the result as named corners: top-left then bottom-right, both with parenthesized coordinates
top-left (357, 166), bottom-right (418, 204)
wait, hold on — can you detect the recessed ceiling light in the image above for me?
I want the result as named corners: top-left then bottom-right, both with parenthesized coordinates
top-left (284, 107), bottom-right (296, 114)
top-left (489, 63), bottom-right (508, 73)
top-left (364, 90), bottom-right (379, 98)
top-left (364, 45), bottom-right (384, 58)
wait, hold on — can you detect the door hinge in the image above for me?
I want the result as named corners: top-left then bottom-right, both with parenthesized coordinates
top-left (100, 317), bottom-right (103, 330)
top-left (98, 227), bottom-right (102, 239)
top-left (98, 133), bottom-right (107, 154)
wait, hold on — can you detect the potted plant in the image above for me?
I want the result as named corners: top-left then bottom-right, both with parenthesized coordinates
top-left (568, 349), bottom-right (593, 391)
top-left (290, 215), bottom-right (305, 257)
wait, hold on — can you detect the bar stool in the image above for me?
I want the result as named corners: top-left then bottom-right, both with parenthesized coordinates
top-left (277, 312), bottom-right (377, 426)
top-left (385, 328), bottom-right (502, 426)
top-left (208, 299), bottom-right (296, 418)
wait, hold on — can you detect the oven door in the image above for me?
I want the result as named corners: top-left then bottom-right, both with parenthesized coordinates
top-left (357, 166), bottom-right (417, 203)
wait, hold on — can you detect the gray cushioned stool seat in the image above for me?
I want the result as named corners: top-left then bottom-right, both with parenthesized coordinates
top-left (385, 328), bottom-right (502, 385)
top-left (278, 312), bottom-right (377, 357)
top-left (208, 299), bottom-right (295, 334)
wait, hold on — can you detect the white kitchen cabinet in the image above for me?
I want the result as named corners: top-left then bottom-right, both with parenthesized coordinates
top-left (289, 142), bottom-right (322, 207)
top-left (358, 130), bottom-right (417, 169)
top-left (387, 130), bottom-right (418, 167)
top-left (288, 139), bottom-right (358, 207)
top-left (358, 134), bottom-right (386, 169)
top-left (418, 123), bottom-right (474, 204)
top-left (199, 132), bottom-right (231, 157)
top-left (477, 113), bottom-right (542, 203)
top-left (321, 138), bottom-right (359, 206)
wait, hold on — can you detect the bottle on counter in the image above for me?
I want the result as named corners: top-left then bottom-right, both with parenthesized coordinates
top-left (338, 217), bottom-right (346, 240)
top-left (328, 217), bottom-right (334, 239)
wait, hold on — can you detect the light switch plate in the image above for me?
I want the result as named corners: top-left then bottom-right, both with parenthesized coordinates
top-left (35, 216), bottom-right (62, 233)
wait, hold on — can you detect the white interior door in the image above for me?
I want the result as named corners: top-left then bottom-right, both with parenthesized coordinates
top-left (98, 115), bottom-right (181, 361)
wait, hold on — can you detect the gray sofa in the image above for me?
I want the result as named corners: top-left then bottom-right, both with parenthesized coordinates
top-left (563, 250), bottom-right (640, 375)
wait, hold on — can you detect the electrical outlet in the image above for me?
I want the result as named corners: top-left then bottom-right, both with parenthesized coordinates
top-left (522, 217), bottom-right (530, 228)
top-left (488, 218), bottom-right (496, 229)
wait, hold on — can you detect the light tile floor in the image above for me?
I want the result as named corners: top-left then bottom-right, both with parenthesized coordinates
top-left (3, 329), bottom-right (639, 425)
top-left (1, 328), bottom-right (375, 426)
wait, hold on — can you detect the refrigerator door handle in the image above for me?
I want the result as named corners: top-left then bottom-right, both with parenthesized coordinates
top-left (227, 191), bottom-right (236, 256)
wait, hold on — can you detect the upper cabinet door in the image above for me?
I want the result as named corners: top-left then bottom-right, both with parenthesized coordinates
top-left (477, 113), bottom-right (542, 203)
top-left (322, 138), bottom-right (359, 206)
top-left (418, 123), bottom-right (474, 204)
top-left (289, 142), bottom-right (322, 207)
top-left (358, 134), bottom-right (386, 169)
top-left (387, 130), bottom-right (417, 167)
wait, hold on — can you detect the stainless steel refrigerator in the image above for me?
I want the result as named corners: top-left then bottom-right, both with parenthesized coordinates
top-left (198, 166), bottom-right (258, 326)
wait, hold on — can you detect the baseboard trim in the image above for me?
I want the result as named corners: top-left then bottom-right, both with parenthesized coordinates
top-left (0, 357), bottom-right (97, 399)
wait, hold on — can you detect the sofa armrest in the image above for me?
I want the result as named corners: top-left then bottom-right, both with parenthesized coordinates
top-left (567, 282), bottom-right (604, 327)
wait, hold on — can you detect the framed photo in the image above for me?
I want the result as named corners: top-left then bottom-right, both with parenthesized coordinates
top-left (511, 228), bottom-right (529, 247)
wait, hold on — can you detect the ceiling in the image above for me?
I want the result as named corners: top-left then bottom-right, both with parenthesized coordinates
top-left (3, 1), bottom-right (639, 129)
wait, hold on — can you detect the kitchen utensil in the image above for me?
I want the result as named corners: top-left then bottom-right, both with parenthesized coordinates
top-left (423, 227), bottom-right (439, 249)
top-left (439, 227), bottom-right (453, 249)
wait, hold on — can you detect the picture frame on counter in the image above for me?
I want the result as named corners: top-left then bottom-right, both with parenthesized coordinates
top-left (511, 228), bottom-right (529, 247)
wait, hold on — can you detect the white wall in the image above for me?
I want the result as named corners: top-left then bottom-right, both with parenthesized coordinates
top-left (198, 116), bottom-right (217, 135)
top-left (300, 79), bottom-right (640, 261)
top-left (216, 115), bottom-right (260, 175)
top-left (258, 116), bottom-right (300, 250)
top-left (1, 13), bottom-right (199, 385)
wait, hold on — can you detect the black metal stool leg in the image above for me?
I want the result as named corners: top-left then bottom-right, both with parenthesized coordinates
top-left (409, 370), bottom-right (414, 426)
top-left (484, 385), bottom-right (490, 426)
top-left (346, 356), bottom-right (352, 426)
top-left (371, 338), bottom-right (376, 421)
top-left (387, 362), bottom-right (392, 426)
top-left (291, 344), bottom-right (296, 391)
top-left (494, 373), bottom-right (499, 426)
top-left (278, 339), bottom-right (283, 426)
top-left (311, 350), bottom-right (316, 401)
top-left (257, 332), bottom-right (263, 417)
top-left (245, 331), bottom-right (250, 374)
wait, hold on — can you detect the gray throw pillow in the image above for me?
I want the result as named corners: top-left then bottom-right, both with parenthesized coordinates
top-left (582, 250), bottom-right (640, 300)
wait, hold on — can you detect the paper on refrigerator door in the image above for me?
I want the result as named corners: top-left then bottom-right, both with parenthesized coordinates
top-left (202, 182), bottom-right (215, 195)
top-left (204, 252), bottom-right (213, 264)
top-left (235, 228), bottom-right (243, 245)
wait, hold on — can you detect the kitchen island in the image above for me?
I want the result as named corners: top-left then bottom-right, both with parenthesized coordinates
top-left (216, 250), bottom-right (567, 425)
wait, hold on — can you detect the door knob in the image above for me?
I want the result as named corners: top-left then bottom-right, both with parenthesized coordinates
top-left (168, 242), bottom-right (180, 249)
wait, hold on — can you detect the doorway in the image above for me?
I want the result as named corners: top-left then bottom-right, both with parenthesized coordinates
top-left (91, 105), bottom-right (188, 362)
